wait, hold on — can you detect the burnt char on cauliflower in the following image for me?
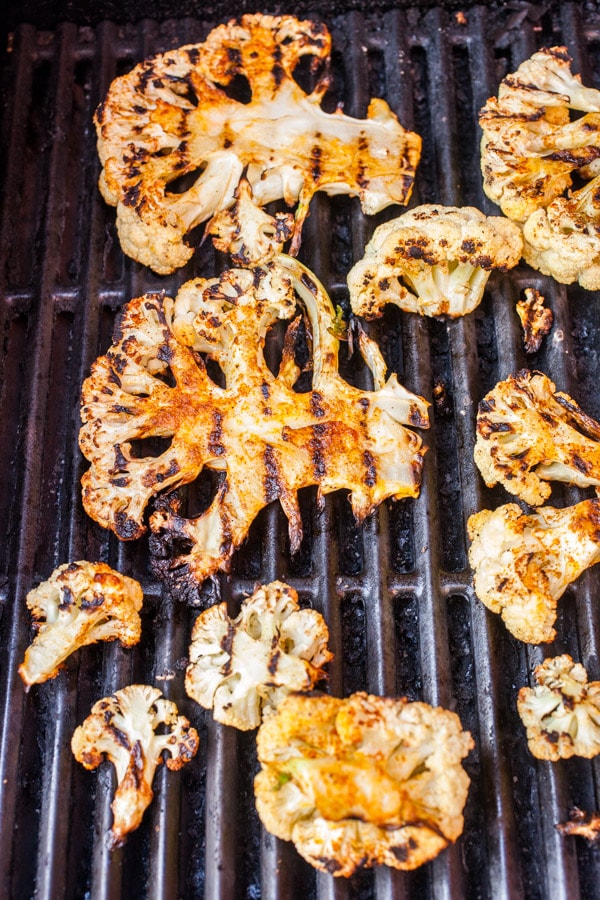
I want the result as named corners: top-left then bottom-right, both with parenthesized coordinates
top-left (95, 14), bottom-right (421, 273)
top-left (474, 369), bottom-right (600, 506)
top-left (254, 692), bottom-right (473, 877)
top-left (185, 580), bottom-right (332, 730)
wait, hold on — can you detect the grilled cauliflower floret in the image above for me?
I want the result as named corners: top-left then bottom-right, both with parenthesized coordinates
top-left (348, 205), bottom-right (522, 319)
top-left (556, 807), bottom-right (600, 843)
top-left (467, 500), bottom-right (600, 643)
top-left (72, 685), bottom-right (199, 846)
top-left (480, 46), bottom-right (600, 222)
top-left (79, 256), bottom-right (429, 597)
top-left (522, 174), bottom-right (600, 289)
top-left (254, 692), bottom-right (473, 877)
top-left (517, 655), bottom-right (600, 760)
top-left (95, 14), bottom-right (421, 273)
top-left (185, 581), bottom-right (332, 730)
top-left (18, 561), bottom-right (143, 688)
top-left (516, 288), bottom-right (553, 353)
top-left (474, 369), bottom-right (600, 506)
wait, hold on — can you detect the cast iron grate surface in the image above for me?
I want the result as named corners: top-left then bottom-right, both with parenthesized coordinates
top-left (1, 4), bottom-right (600, 898)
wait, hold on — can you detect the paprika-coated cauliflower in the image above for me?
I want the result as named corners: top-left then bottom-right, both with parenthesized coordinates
top-left (79, 256), bottom-right (429, 599)
top-left (72, 684), bottom-right (199, 846)
top-left (522, 174), bottom-right (600, 289)
top-left (18, 561), bottom-right (143, 688)
top-left (467, 500), bottom-right (600, 643)
top-left (348, 205), bottom-right (522, 319)
top-left (254, 692), bottom-right (473, 877)
top-left (95, 14), bottom-right (421, 273)
top-left (517, 655), bottom-right (600, 760)
top-left (479, 46), bottom-right (600, 222)
top-left (474, 369), bottom-right (600, 506)
top-left (185, 580), bottom-right (332, 730)
top-left (556, 807), bottom-right (600, 843)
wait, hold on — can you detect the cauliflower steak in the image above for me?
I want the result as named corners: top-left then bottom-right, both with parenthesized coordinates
top-left (254, 692), bottom-right (473, 877)
top-left (79, 256), bottom-right (429, 596)
top-left (95, 14), bottom-right (421, 273)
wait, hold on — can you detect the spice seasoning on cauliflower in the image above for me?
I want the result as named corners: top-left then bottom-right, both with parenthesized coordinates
top-left (347, 205), bottom-right (522, 319)
top-left (474, 369), bottom-right (600, 506)
top-left (517, 655), bottom-right (600, 760)
top-left (185, 581), bottom-right (332, 730)
top-left (94, 13), bottom-right (421, 274)
top-left (72, 685), bottom-right (199, 846)
top-left (254, 692), bottom-right (473, 877)
top-left (18, 561), bottom-right (143, 688)
top-left (556, 807), bottom-right (600, 843)
top-left (516, 288), bottom-right (553, 353)
top-left (479, 46), bottom-right (600, 222)
top-left (467, 500), bottom-right (600, 643)
top-left (79, 256), bottom-right (429, 599)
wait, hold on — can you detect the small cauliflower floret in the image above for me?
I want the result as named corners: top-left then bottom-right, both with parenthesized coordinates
top-left (72, 685), bottom-right (199, 846)
top-left (467, 500), bottom-right (600, 643)
top-left (18, 561), bottom-right (143, 688)
top-left (517, 655), bottom-right (600, 760)
top-left (254, 692), bottom-right (473, 877)
top-left (556, 807), bottom-right (600, 843)
top-left (522, 174), bottom-right (600, 289)
top-left (515, 288), bottom-right (553, 353)
top-left (348, 205), bottom-right (522, 319)
top-left (474, 369), bottom-right (600, 506)
top-left (185, 581), bottom-right (333, 730)
top-left (480, 46), bottom-right (600, 222)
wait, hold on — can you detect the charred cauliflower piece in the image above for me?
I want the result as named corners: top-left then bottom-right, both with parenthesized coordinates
top-left (18, 561), bottom-right (143, 688)
top-left (79, 256), bottom-right (429, 595)
top-left (474, 369), bottom-right (600, 506)
top-left (95, 14), bottom-right (421, 273)
top-left (480, 46), bottom-right (600, 222)
top-left (348, 205), bottom-right (522, 319)
top-left (517, 655), bottom-right (600, 760)
top-left (467, 500), bottom-right (600, 643)
top-left (254, 692), bottom-right (473, 877)
top-left (72, 685), bottom-right (199, 846)
top-left (185, 581), bottom-right (332, 730)
top-left (516, 288), bottom-right (553, 353)
top-left (556, 807), bottom-right (600, 843)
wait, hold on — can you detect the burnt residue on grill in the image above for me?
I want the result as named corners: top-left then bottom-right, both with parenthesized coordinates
top-left (3, 3), bottom-right (600, 898)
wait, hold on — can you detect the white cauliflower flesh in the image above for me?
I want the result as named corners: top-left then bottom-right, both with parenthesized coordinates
top-left (185, 580), bottom-right (332, 730)
top-left (517, 655), bottom-right (600, 760)
top-left (522, 174), bottom-right (600, 289)
top-left (72, 684), bottom-right (199, 846)
top-left (18, 561), bottom-right (143, 688)
top-left (479, 46), bottom-right (600, 222)
top-left (515, 288), bottom-right (553, 353)
top-left (467, 500), bottom-right (600, 643)
top-left (348, 205), bottom-right (522, 319)
top-left (94, 13), bottom-right (421, 273)
top-left (474, 369), bottom-right (600, 506)
top-left (79, 256), bottom-right (429, 598)
top-left (254, 692), bottom-right (473, 877)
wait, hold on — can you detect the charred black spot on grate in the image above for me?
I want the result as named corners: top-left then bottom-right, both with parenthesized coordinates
top-left (393, 593), bottom-right (422, 699)
top-left (341, 593), bottom-right (368, 694)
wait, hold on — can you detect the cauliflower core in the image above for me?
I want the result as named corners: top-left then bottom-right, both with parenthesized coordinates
top-left (185, 581), bottom-right (332, 730)
top-left (467, 500), bottom-right (600, 643)
top-left (254, 692), bottom-right (473, 877)
top-left (18, 561), bottom-right (143, 688)
top-left (79, 256), bottom-right (429, 597)
top-left (348, 205), bottom-right (522, 319)
top-left (95, 13), bottom-right (421, 273)
top-left (72, 684), bottom-right (199, 845)
top-left (517, 655), bottom-right (600, 760)
top-left (480, 46), bottom-right (600, 222)
top-left (474, 369), bottom-right (600, 506)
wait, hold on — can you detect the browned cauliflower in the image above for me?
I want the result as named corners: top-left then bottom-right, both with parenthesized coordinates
top-left (18, 561), bottom-right (143, 688)
top-left (515, 288), bottom-right (553, 353)
top-left (347, 205), bottom-right (522, 319)
top-left (72, 685), bottom-right (199, 846)
top-left (95, 14), bottom-right (421, 274)
top-left (185, 581), bottom-right (332, 730)
top-left (474, 369), bottom-right (600, 506)
top-left (467, 500), bottom-right (600, 643)
top-left (517, 655), bottom-right (600, 760)
top-left (556, 807), bottom-right (600, 843)
top-left (79, 256), bottom-right (429, 598)
top-left (254, 692), bottom-right (473, 877)
top-left (480, 46), bottom-right (600, 222)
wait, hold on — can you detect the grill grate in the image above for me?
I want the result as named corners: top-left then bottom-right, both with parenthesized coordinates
top-left (2, 4), bottom-right (600, 898)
